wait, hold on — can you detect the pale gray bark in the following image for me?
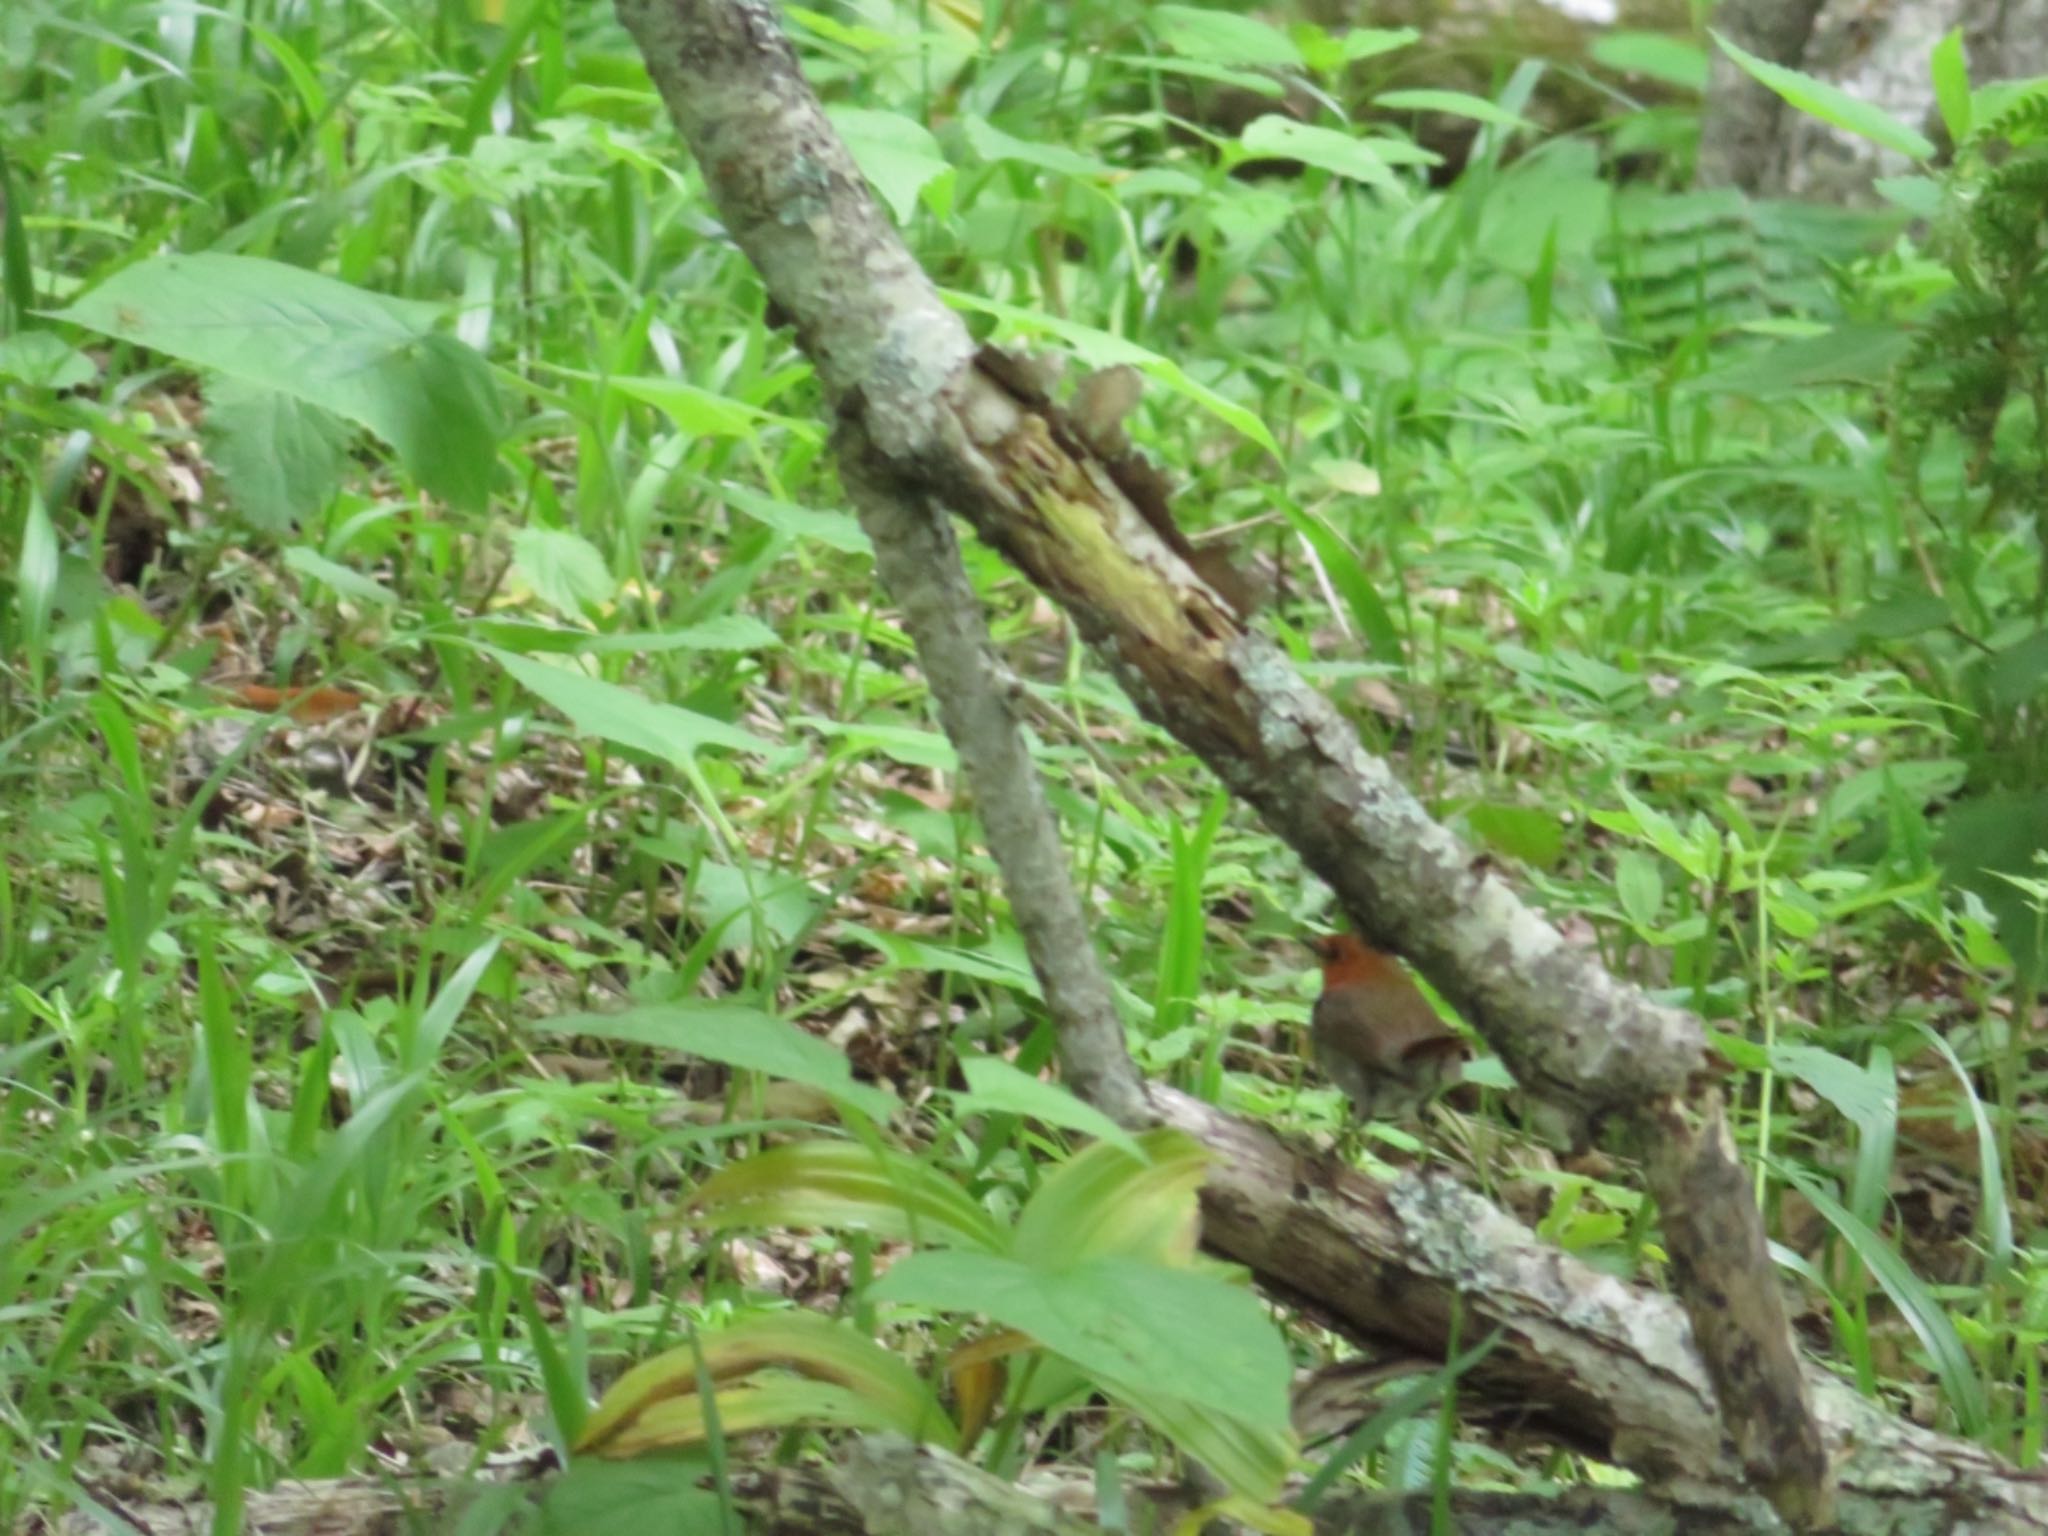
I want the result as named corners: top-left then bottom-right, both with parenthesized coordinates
top-left (1699, 0), bottom-right (1831, 189)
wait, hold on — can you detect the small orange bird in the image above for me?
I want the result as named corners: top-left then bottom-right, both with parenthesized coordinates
top-left (1309, 932), bottom-right (1470, 1120)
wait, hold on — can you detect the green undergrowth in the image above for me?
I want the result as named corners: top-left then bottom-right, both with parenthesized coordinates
top-left (2, 0), bottom-right (2045, 1528)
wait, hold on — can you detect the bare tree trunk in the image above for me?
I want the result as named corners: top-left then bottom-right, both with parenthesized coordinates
top-left (1699, 0), bottom-right (1829, 189)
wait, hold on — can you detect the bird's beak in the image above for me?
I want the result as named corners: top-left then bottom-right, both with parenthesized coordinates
top-left (1307, 933), bottom-right (1337, 963)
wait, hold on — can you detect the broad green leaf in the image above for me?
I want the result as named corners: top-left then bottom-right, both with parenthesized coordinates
top-left (871, 1251), bottom-right (1292, 1435)
top-left (52, 253), bottom-right (502, 510)
top-left (1713, 32), bottom-right (1934, 161)
top-left (1931, 29), bottom-right (1971, 144)
top-left (468, 615), bottom-right (780, 657)
top-left (1012, 1129), bottom-right (1207, 1267)
top-left (844, 923), bottom-right (1041, 995)
top-left (580, 1376), bottom-right (924, 1459)
top-left (283, 547), bottom-right (397, 608)
top-left (1682, 325), bottom-right (1912, 397)
top-left (1590, 31), bottom-right (1708, 91)
top-left (829, 106), bottom-right (951, 223)
top-left (577, 1311), bottom-right (955, 1456)
top-left (1770, 1044), bottom-right (1892, 1134)
top-left (1612, 787), bottom-right (1707, 879)
top-left (205, 376), bottom-right (350, 532)
top-left (1110, 52), bottom-right (1290, 99)
top-left (0, 331), bottom-right (94, 389)
top-left (690, 1140), bottom-right (1006, 1252)
top-left (540, 1459), bottom-right (726, 1535)
top-left (721, 482), bottom-right (873, 554)
top-left (1337, 26), bottom-right (1417, 63)
top-left (1151, 5), bottom-right (1301, 68)
top-left (962, 116), bottom-right (1115, 180)
top-left (1464, 803), bottom-right (1565, 870)
top-left (1614, 849), bottom-right (1665, 930)
top-left (532, 1003), bottom-right (897, 1121)
top-left (510, 527), bottom-right (617, 618)
top-left (677, 859), bottom-right (823, 950)
top-left (1373, 89), bottom-right (1530, 130)
top-left (590, 614), bottom-right (780, 653)
top-left (1986, 629), bottom-right (2048, 708)
top-left (1240, 117), bottom-right (1429, 189)
top-left (1109, 1384), bottom-right (1296, 1506)
top-left (483, 644), bottom-right (773, 759)
top-left (608, 375), bottom-right (800, 439)
top-left (954, 1055), bottom-right (1145, 1160)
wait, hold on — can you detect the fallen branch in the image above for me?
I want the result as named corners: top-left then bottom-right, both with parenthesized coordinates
top-left (602, 0), bottom-right (1977, 1525)
top-left (52, 1428), bottom-right (2048, 1536)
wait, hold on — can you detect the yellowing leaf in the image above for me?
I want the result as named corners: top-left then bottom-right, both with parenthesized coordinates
top-left (691, 1139), bottom-right (1007, 1253)
top-left (577, 1311), bottom-right (956, 1456)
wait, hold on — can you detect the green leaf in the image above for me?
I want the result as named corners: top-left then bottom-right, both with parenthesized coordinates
top-left (576, 1311), bottom-right (955, 1457)
top-left (962, 117), bottom-right (1115, 180)
top-left (52, 253), bottom-right (502, 510)
top-left (1590, 32), bottom-right (1708, 92)
top-left (1339, 26), bottom-right (1417, 62)
top-left (690, 1140), bottom-right (1006, 1252)
top-left (1712, 32), bottom-right (1934, 161)
top-left (483, 644), bottom-right (773, 759)
top-left (205, 377), bottom-right (350, 533)
top-left (829, 106), bottom-right (952, 223)
top-left (608, 375), bottom-right (798, 439)
top-left (533, 1002), bottom-right (897, 1121)
top-left (1150, 5), bottom-right (1301, 68)
top-left (1011, 1130), bottom-right (1208, 1268)
top-left (283, 547), bottom-right (397, 607)
top-left (16, 489), bottom-right (57, 678)
top-left (870, 1251), bottom-right (1293, 1435)
top-left (843, 923), bottom-right (1042, 996)
top-left (1373, 89), bottom-right (1530, 130)
top-left (510, 527), bottom-right (617, 618)
top-left (1614, 849), bottom-right (1665, 930)
top-left (1240, 117), bottom-right (1440, 188)
top-left (1280, 504), bottom-right (1405, 671)
top-left (942, 293), bottom-right (1281, 457)
top-left (1985, 628), bottom-right (2048, 708)
top-left (1776, 1163), bottom-right (1988, 1435)
top-left (954, 1055), bottom-right (1145, 1160)
top-left (0, 331), bottom-right (94, 389)
top-left (1770, 1044), bottom-right (1892, 1135)
top-left (1683, 324), bottom-right (1911, 398)
top-left (1930, 29), bottom-right (1972, 144)
top-left (721, 482), bottom-right (873, 554)
top-left (540, 1459), bottom-right (727, 1536)
top-left (799, 716), bottom-right (958, 771)
top-left (1464, 803), bottom-right (1565, 870)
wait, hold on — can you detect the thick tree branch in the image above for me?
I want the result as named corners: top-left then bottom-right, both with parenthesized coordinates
top-left (611, 0), bottom-right (1837, 1520)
